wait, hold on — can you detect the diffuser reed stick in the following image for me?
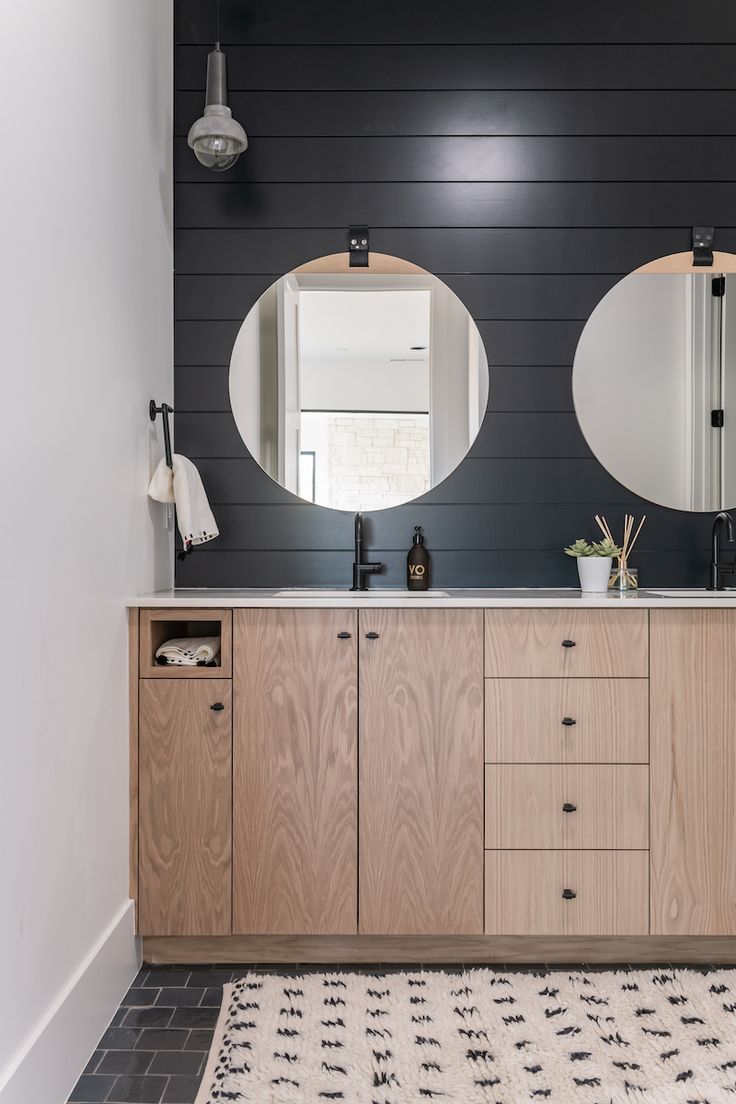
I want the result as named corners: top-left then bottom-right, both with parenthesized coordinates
top-left (595, 513), bottom-right (646, 590)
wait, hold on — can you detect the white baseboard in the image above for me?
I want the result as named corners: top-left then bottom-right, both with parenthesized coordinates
top-left (0, 900), bottom-right (138, 1104)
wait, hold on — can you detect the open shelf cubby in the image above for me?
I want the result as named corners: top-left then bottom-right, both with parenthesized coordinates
top-left (138, 608), bottom-right (232, 678)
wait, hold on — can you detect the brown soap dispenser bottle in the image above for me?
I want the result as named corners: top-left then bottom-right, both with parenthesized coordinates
top-left (407, 526), bottom-right (430, 590)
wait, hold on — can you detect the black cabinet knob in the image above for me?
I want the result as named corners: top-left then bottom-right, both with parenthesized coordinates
top-left (210, 702), bottom-right (225, 711)
top-left (365, 631), bottom-right (380, 639)
top-left (561, 639), bottom-right (576, 648)
top-left (562, 888), bottom-right (577, 900)
top-left (337, 631), bottom-right (352, 639)
top-left (562, 802), bottom-right (577, 813)
top-left (561, 717), bottom-right (576, 726)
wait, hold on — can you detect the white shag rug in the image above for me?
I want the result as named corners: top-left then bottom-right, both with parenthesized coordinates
top-left (195, 967), bottom-right (736, 1103)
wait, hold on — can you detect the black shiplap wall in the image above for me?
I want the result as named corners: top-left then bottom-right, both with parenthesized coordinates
top-left (174, 0), bottom-right (736, 588)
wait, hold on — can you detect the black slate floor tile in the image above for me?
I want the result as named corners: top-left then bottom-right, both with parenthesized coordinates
top-left (170, 1006), bottom-right (219, 1029)
top-left (121, 987), bottom-right (159, 1007)
top-left (68, 1073), bottom-right (117, 1101)
top-left (107, 1073), bottom-right (168, 1103)
top-left (124, 1007), bottom-right (175, 1028)
top-left (143, 970), bottom-right (191, 988)
top-left (200, 987), bottom-right (223, 1006)
top-left (156, 986), bottom-right (206, 1006)
top-left (134, 1027), bottom-right (190, 1051)
top-left (99, 1027), bottom-right (142, 1050)
top-left (97, 1050), bottom-right (155, 1075)
top-left (162, 1074), bottom-right (202, 1102)
top-left (183, 1029), bottom-right (213, 1051)
top-left (184, 969), bottom-right (232, 988)
top-left (149, 1050), bottom-right (204, 1075)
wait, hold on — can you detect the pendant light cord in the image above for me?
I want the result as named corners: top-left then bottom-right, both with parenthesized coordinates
top-left (215, 0), bottom-right (220, 48)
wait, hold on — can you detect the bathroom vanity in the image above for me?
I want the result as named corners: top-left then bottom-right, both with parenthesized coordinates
top-left (128, 590), bottom-right (736, 964)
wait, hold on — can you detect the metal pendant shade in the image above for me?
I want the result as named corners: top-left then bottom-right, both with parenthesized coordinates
top-left (187, 44), bottom-right (247, 171)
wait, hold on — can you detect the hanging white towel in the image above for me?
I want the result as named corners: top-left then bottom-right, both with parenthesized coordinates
top-left (148, 453), bottom-right (219, 553)
top-left (155, 636), bottom-right (221, 666)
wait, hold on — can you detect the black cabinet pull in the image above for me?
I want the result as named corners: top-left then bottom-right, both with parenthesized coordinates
top-left (561, 717), bottom-right (576, 726)
top-left (337, 631), bottom-right (352, 639)
top-left (562, 888), bottom-right (577, 900)
top-left (562, 802), bottom-right (577, 813)
top-left (210, 702), bottom-right (225, 711)
top-left (561, 639), bottom-right (576, 648)
top-left (365, 631), bottom-right (380, 639)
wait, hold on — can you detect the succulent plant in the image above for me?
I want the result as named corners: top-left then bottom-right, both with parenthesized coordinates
top-left (564, 538), bottom-right (594, 558)
top-left (564, 537), bottom-right (621, 558)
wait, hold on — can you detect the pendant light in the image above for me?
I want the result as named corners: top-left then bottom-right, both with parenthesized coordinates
top-left (187, 1), bottom-right (247, 172)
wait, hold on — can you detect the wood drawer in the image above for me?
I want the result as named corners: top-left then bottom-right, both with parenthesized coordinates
top-left (484, 609), bottom-right (648, 677)
top-left (485, 850), bottom-right (649, 935)
top-left (485, 678), bottom-right (649, 763)
top-left (485, 764), bottom-right (649, 849)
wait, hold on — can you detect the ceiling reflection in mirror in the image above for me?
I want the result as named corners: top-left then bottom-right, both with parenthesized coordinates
top-left (573, 256), bottom-right (736, 512)
top-left (229, 254), bottom-right (489, 512)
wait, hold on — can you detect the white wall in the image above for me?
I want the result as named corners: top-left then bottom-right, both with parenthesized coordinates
top-left (0, 2), bottom-right (173, 1100)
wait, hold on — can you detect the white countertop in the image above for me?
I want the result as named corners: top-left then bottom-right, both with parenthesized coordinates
top-left (127, 587), bottom-right (736, 608)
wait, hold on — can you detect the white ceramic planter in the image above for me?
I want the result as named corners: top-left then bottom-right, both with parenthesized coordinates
top-left (577, 556), bottom-right (613, 593)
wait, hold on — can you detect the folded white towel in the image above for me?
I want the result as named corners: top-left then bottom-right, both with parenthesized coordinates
top-left (148, 454), bottom-right (219, 553)
top-left (155, 636), bottom-right (221, 666)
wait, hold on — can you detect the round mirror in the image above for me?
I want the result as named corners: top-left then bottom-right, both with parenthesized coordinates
top-left (573, 251), bottom-right (736, 512)
top-left (229, 252), bottom-right (489, 511)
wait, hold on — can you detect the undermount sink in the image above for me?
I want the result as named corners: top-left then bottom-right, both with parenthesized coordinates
top-left (647, 589), bottom-right (736, 597)
top-left (273, 589), bottom-right (451, 598)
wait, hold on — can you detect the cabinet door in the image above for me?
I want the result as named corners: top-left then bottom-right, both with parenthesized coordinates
top-left (360, 609), bottom-right (484, 934)
top-left (233, 609), bottom-right (358, 934)
top-left (138, 680), bottom-right (231, 936)
top-left (651, 611), bottom-right (736, 934)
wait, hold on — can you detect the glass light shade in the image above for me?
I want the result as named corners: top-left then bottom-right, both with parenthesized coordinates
top-left (187, 104), bottom-right (248, 171)
top-left (187, 46), bottom-right (248, 172)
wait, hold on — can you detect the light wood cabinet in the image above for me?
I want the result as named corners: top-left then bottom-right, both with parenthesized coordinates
top-left (130, 602), bottom-right (736, 961)
top-left (138, 679), bottom-right (232, 936)
top-left (485, 764), bottom-right (649, 850)
top-left (359, 609), bottom-right (484, 934)
top-left (650, 610), bottom-right (736, 935)
top-left (486, 851), bottom-right (649, 936)
top-left (232, 609), bottom-right (358, 934)
top-left (485, 609), bottom-right (648, 677)
top-left (485, 678), bottom-right (649, 763)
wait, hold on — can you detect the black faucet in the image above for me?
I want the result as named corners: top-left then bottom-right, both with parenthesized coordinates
top-left (351, 512), bottom-right (383, 591)
top-left (709, 511), bottom-right (736, 589)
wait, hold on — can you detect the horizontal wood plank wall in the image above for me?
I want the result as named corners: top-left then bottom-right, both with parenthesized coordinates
top-left (174, 0), bottom-right (736, 589)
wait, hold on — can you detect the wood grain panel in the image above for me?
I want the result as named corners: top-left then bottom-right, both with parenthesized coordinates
top-left (232, 609), bottom-right (358, 934)
top-left (485, 851), bottom-right (649, 936)
top-left (485, 609), bottom-right (648, 677)
top-left (485, 765), bottom-right (649, 849)
top-left (651, 611), bottom-right (736, 935)
top-left (138, 679), bottom-right (231, 936)
top-left (139, 608), bottom-right (232, 678)
top-left (485, 678), bottom-right (649, 763)
top-left (359, 609), bottom-right (484, 934)
top-left (128, 608), bottom-right (139, 909)
top-left (144, 931), bottom-right (736, 965)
